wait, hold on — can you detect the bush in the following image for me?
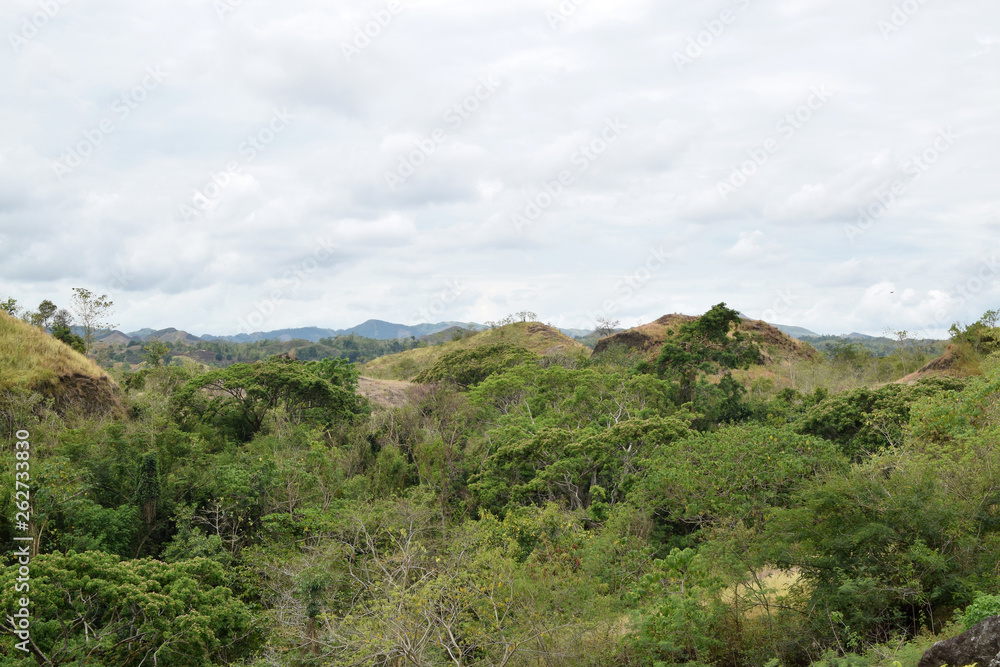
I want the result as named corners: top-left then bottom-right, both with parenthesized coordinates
top-left (413, 343), bottom-right (539, 388)
top-left (961, 592), bottom-right (1000, 630)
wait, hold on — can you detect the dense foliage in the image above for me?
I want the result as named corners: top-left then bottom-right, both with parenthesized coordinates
top-left (1, 311), bottom-right (999, 666)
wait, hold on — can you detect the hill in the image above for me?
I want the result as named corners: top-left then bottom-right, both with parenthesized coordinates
top-left (771, 323), bottom-right (819, 338)
top-left (592, 313), bottom-right (819, 363)
top-left (362, 322), bottom-right (591, 381)
top-left (200, 320), bottom-right (487, 343)
top-left (0, 313), bottom-right (122, 414)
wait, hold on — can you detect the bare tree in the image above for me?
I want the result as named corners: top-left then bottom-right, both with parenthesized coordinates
top-left (595, 316), bottom-right (620, 338)
top-left (71, 287), bottom-right (117, 352)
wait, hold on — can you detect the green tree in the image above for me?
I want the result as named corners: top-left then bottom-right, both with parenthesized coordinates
top-left (0, 551), bottom-right (257, 665)
top-left (70, 287), bottom-right (116, 352)
top-left (0, 298), bottom-right (18, 317)
top-left (28, 300), bottom-right (57, 330)
top-left (176, 358), bottom-right (365, 440)
top-left (414, 343), bottom-right (539, 389)
top-left (652, 303), bottom-right (762, 405)
top-left (49, 308), bottom-right (86, 354)
top-left (143, 339), bottom-right (171, 366)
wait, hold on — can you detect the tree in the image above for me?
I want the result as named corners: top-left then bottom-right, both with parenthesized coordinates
top-left (176, 358), bottom-right (366, 440)
top-left (29, 299), bottom-right (58, 330)
top-left (652, 303), bottom-right (762, 405)
top-left (884, 327), bottom-right (914, 375)
top-left (413, 343), bottom-right (539, 389)
top-left (595, 316), bottom-right (620, 337)
top-left (0, 551), bottom-right (258, 665)
top-left (514, 310), bottom-right (538, 322)
top-left (50, 308), bottom-right (86, 354)
top-left (70, 287), bottom-right (116, 352)
top-left (143, 339), bottom-right (171, 366)
top-left (0, 298), bottom-right (18, 317)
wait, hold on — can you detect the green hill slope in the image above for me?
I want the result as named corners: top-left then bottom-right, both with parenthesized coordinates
top-left (361, 321), bottom-right (590, 380)
top-left (0, 312), bottom-right (122, 414)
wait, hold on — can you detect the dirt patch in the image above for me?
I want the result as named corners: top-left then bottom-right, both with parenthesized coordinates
top-left (739, 319), bottom-right (820, 363)
top-left (593, 313), bottom-right (818, 363)
top-left (52, 373), bottom-right (124, 416)
top-left (896, 345), bottom-right (964, 384)
top-left (358, 376), bottom-right (415, 409)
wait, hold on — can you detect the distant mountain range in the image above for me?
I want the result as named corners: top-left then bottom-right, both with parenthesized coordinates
top-left (90, 319), bottom-right (921, 346)
top-left (104, 320), bottom-right (495, 345)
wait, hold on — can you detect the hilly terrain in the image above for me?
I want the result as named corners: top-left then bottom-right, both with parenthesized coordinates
top-left (1, 301), bottom-right (998, 667)
top-left (0, 312), bottom-right (121, 415)
top-left (362, 321), bottom-right (590, 380)
top-left (593, 313), bottom-right (819, 363)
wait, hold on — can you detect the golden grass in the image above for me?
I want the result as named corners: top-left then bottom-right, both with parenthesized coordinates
top-left (357, 376), bottom-right (415, 408)
top-left (362, 322), bottom-right (591, 381)
top-left (0, 312), bottom-right (111, 393)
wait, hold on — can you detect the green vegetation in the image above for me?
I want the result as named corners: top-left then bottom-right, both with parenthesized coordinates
top-left (363, 321), bottom-right (589, 380)
top-left (1, 306), bottom-right (999, 665)
top-left (413, 343), bottom-right (539, 388)
top-left (0, 312), bottom-right (111, 395)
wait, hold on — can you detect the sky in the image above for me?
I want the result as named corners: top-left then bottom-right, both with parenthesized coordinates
top-left (1, 0), bottom-right (998, 338)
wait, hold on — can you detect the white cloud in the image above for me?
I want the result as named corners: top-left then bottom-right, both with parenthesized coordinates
top-left (1, 0), bottom-right (997, 336)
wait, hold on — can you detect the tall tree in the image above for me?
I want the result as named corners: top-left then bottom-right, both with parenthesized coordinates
top-left (653, 302), bottom-right (762, 404)
top-left (29, 299), bottom-right (58, 330)
top-left (50, 308), bottom-right (86, 354)
top-left (70, 287), bottom-right (116, 352)
top-left (0, 297), bottom-right (18, 317)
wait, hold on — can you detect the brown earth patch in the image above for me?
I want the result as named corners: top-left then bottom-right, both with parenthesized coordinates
top-left (52, 373), bottom-right (124, 416)
top-left (358, 376), bottom-right (415, 408)
top-left (896, 345), bottom-right (964, 384)
top-left (593, 313), bottom-right (818, 363)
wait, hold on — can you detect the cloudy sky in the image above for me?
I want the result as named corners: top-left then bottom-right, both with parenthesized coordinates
top-left (1, 0), bottom-right (998, 338)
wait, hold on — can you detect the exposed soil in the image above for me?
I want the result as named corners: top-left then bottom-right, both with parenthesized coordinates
top-left (896, 345), bottom-right (963, 384)
top-left (358, 376), bottom-right (415, 408)
top-left (593, 313), bottom-right (818, 363)
top-left (52, 373), bottom-right (124, 416)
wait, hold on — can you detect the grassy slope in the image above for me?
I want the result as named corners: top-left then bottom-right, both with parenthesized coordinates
top-left (362, 322), bottom-right (591, 381)
top-left (0, 312), bottom-right (113, 393)
top-left (594, 314), bottom-right (819, 363)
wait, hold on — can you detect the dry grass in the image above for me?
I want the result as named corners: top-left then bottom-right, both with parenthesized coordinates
top-left (357, 376), bottom-right (415, 408)
top-left (362, 322), bottom-right (591, 381)
top-left (0, 312), bottom-right (111, 393)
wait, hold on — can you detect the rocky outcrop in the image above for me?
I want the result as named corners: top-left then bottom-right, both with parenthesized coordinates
top-left (918, 615), bottom-right (1000, 667)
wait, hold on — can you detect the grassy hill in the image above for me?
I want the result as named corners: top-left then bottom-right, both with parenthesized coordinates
top-left (0, 312), bottom-right (121, 414)
top-left (362, 321), bottom-right (590, 380)
top-left (593, 313), bottom-right (819, 363)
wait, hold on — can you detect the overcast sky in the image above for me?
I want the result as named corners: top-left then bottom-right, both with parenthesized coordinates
top-left (1, 0), bottom-right (998, 338)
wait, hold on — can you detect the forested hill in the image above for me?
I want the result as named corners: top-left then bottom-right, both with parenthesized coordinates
top-left (1, 304), bottom-right (999, 666)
